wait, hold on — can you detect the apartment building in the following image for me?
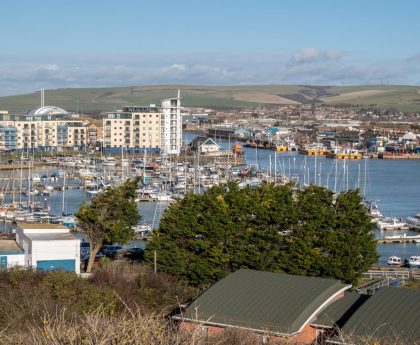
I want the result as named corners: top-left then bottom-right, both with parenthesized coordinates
top-left (103, 105), bottom-right (161, 152)
top-left (161, 91), bottom-right (182, 155)
top-left (103, 93), bottom-right (183, 154)
top-left (0, 106), bottom-right (88, 151)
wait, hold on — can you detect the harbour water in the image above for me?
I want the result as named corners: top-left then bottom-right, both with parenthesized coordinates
top-left (0, 132), bottom-right (419, 264)
top-left (186, 133), bottom-right (420, 265)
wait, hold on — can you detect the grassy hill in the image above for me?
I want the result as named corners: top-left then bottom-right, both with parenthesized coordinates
top-left (1, 84), bottom-right (419, 113)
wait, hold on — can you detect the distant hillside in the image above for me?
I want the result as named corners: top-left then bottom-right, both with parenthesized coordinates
top-left (1, 84), bottom-right (419, 113)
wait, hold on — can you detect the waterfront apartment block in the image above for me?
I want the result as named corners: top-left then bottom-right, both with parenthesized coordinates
top-left (0, 106), bottom-right (88, 151)
top-left (161, 91), bottom-right (182, 155)
top-left (103, 92), bottom-right (183, 155)
top-left (103, 105), bottom-right (161, 152)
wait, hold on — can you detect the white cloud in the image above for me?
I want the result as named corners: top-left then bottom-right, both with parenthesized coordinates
top-left (0, 51), bottom-right (418, 96)
top-left (288, 48), bottom-right (344, 66)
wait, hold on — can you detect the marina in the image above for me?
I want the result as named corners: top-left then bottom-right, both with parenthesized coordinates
top-left (0, 132), bottom-right (418, 266)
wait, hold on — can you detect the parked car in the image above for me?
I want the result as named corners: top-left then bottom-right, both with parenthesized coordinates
top-left (81, 252), bottom-right (105, 263)
top-left (123, 247), bottom-right (144, 260)
top-left (102, 245), bottom-right (123, 258)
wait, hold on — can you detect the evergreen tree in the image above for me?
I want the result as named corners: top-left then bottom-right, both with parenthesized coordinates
top-left (76, 178), bottom-right (141, 273)
top-left (145, 183), bottom-right (377, 286)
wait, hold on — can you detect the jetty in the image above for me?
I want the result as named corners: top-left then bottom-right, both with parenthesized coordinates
top-left (377, 235), bottom-right (420, 244)
top-left (364, 266), bottom-right (420, 281)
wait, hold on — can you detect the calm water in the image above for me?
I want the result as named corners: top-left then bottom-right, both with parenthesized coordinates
top-left (185, 133), bottom-right (420, 264)
top-left (1, 133), bottom-right (419, 263)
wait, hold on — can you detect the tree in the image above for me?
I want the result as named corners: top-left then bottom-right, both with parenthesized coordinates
top-left (75, 178), bottom-right (141, 273)
top-left (145, 183), bottom-right (377, 286)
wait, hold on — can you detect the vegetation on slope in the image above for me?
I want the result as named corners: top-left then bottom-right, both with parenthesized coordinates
top-left (1, 84), bottom-right (419, 113)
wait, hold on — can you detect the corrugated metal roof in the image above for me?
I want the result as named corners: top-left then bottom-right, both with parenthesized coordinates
top-left (313, 292), bottom-right (370, 328)
top-left (174, 269), bottom-right (350, 335)
top-left (17, 223), bottom-right (68, 229)
top-left (25, 233), bottom-right (78, 241)
top-left (0, 240), bottom-right (24, 254)
top-left (341, 287), bottom-right (420, 342)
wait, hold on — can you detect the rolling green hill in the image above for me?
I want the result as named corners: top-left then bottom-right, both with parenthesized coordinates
top-left (1, 84), bottom-right (419, 113)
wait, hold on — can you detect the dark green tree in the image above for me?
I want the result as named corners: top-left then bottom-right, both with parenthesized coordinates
top-left (320, 189), bottom-right (378, 284)
top-left (76, 178), bottom-right (141, 273)
top-left (146, 183), bottom-right (377, 286)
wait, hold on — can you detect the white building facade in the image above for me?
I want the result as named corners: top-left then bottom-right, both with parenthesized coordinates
top-left (103, 106), bottom-right (161, 152)
top-left (103, 92), bottom-right (183, 155)
top-left (0, 240), bottom-right (25, 269)
top-left (160, 91), bottom-right (182, 155)
top-left (0, 106), bottom-right (88, 151)
top-left (15, 223), bottom-right (80, 274)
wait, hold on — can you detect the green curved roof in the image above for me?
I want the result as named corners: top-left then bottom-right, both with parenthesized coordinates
top-left (340, 287), bottom-right (420, 343)
top-left (174, 269), bottom-right (350, 335)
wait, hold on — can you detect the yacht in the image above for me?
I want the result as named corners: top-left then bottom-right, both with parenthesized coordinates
top-left (365, 200), bottom-right (383, 220)
top-left (387, 256), bottom-right (402, 266)
top-left (406, 213), bottom-right (420, 230)
top-left (133, 223), bottom-right (152, 237)
top-left (102, 157), bottom-right (116, 167)
top-left (32, 173), bottom-right (41, 183)
top-left (376, 217), bottom-right (407, 231)
top-left (408, 256), bottom-right (420, 269)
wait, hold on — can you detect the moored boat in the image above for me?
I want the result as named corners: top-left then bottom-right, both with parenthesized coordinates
top-left (387, 256), bottom-right (402, 266)
top-left (376, 217), bottom-right (408, 231)
top-left (408, 256), bottom-right (420, 268)
top-left (407, 213), bottom-right (420, 230)
top-left (326, 148), bottom-right (362, 159)
top-left (298, 143), bottom-right (328, 156)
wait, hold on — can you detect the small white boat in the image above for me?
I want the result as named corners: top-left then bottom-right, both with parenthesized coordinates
top-left (377, 217), bottom-right (407, 231)
top-left (32, 173), bottom-right (41, 183)
top-left (133, 224), bottom-right (152, 237)
top-left (387, 256), bottom-right (402, 266)
top-left (102, 157), bottom-right (116, 167)
top-left (407, 213), bottom-right (420, 230)
top-left (408, 256), bottom-right (420, 269)
top-left (86, 189), bottom-right (100, 197)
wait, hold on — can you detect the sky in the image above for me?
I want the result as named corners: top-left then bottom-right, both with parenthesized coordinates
top-left (0, 0), bottom-right (419, 96)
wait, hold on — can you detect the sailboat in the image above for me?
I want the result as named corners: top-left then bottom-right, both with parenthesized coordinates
top-left (56, 172), bottom-right (76, 227)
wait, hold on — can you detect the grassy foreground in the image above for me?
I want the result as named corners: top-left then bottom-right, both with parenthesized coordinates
top-left (0, 262), bottom-right (417, 345)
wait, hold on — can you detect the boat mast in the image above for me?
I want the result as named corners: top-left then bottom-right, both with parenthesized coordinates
top-left (333, 159), bottom-right (338, 193)
top-left (274, 151), bottom-right (277, 185)
top-left (61, 171), bottom-right (66, 216)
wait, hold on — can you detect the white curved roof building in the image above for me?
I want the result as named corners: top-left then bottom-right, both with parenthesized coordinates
top-left (27, 106), bottom-right (68, 116)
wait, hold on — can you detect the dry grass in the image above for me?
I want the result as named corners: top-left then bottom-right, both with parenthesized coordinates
top-left (232, 92), bottom-right (300, 104)
top-left (320, 89), bottom-right (394, 103)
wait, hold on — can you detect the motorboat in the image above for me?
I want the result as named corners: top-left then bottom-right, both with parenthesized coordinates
top-left (376, 217), bottom-right (407, 230)
top-left (133, 223), bottom-right (152, 237)
top-left (408, 256), bottom-right (420, 269)
top-left (407, 213), bottom-right (420, 230)
top-left (387, 256), bottom-right (402, 266)
top-left (365, 200), bottom-right (383, 220)
top-left (32, 173), bottom-right (41, 183)
top-left (102, 157), bottom-right (116, 167)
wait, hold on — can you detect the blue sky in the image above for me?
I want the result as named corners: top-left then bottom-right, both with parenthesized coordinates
top-left (0, 0), bottom-right (419, 95)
